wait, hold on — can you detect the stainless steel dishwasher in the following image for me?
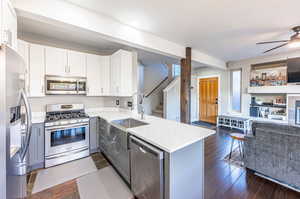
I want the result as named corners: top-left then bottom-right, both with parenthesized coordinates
top-left (129, 136), bottom-right (164, 199)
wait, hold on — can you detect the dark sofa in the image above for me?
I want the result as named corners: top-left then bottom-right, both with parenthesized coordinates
top-left (244, 121), bottom-right (300, 189)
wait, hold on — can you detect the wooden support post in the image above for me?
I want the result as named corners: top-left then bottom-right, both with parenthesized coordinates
top-left (180, 47), bottom-right (191, 124)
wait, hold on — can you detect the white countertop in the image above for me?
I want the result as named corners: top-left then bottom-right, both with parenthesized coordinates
top-left (10, 146), bottom-right (20, 158)
top-left (85, 109), bottom-right (215, 153)
top-left (32, 112), bottom-right (46, 124)
top-left (31, 108), bottom-right (215, 152)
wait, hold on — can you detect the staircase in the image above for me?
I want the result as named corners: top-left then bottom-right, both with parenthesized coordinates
top-left (152, 103), bottom-right (164, 118)
top-left (144, 63), bottom-right (174, 118)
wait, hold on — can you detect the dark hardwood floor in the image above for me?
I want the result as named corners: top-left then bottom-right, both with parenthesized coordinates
top-left (205, 127), bottom-right (300, 199)
top-left (28, 126), bottom-right (300, 199)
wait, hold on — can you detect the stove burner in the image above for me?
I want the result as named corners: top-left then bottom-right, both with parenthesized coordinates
top-left (45, 110), bottom-right (89, 122)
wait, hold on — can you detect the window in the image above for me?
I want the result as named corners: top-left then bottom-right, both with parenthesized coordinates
top-left (231, 69), bottom-right (242, 112)
top-left (172, 64), bottom-right (181, 77)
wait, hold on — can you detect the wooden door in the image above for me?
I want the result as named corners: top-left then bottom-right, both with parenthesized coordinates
top-left (199, 77), bottom-right (218, 124)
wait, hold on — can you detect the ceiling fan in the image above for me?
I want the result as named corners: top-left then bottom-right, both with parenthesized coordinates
top-left (256, 26), bottom-right (300, 53)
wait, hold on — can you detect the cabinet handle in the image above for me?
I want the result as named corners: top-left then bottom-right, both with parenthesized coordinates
top-left (3, 29), bottom-right (12, 46)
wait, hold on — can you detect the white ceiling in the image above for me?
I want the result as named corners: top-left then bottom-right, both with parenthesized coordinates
top-left (63, 0), bottom-right (300, 61)
top-left (18, 17), bottom-right (187, 67)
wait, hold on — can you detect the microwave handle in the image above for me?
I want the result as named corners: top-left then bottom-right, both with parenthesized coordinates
top-left (76, 80), bottom-right (79, 94)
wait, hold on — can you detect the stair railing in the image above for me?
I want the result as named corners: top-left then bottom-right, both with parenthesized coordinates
top-left (145, 77), bottom-right (169, 98)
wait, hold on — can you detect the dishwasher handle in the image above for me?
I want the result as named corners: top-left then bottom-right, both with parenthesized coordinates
top-left (130, 136), bottom-right (164, 160)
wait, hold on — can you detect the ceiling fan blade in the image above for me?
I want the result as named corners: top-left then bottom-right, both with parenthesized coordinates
top-left (263, 43), bottom-right (288, 53)
top-left (257, 40), bottom-right (289, 45)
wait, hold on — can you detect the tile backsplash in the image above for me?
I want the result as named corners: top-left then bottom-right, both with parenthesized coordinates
top-left (28, 96), bottom-right (133, 112)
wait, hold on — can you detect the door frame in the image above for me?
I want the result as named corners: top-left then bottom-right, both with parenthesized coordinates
top-left (196, 75), bottom-right (221, 122)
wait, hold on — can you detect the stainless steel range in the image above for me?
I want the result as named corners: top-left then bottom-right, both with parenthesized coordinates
top-left (44, 104), bottom-right (90, 168)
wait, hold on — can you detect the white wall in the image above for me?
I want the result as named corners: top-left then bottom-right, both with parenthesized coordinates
top-left (191, 67), bottom-right (230, 122)
top-left (143, 63), bottom-right (168, 114)
top-left (164, 77), bottom-right (180, 121)
top-left (144, 64), bottom-right (168, 93)
top-left (228, 49), bottom-right (300, 116)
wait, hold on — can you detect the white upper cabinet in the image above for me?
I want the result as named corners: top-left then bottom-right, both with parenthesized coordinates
top-left (29, 44), bottom-right (45, 97)
top-left (110, 49), bottom-right (134, 96)
top-left (1, 0), bottom-right (17, 51)
top-left (67, 50), bottom-right (86, 77)
top-left (45, 48), bottom-right (86, 77)
top-left (17, 40), bottom-right (29, 94)
top-left (99, 56), bottom-right (110, 96)
top-left (86, 54), bottom-right (110, 96)
top-left (86, 54), bottom-right (102, 96)
top-left (45, 46), bottom-right (67, 76)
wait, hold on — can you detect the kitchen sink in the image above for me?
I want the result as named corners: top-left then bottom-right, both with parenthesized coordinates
top-left (111, 118), bottom-right (149, 129)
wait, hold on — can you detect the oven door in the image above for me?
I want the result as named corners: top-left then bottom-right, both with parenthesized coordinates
top-left (45, 122), bottom-right (89, 157)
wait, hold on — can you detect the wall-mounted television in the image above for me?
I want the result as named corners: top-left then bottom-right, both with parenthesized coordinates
top-left (287, 58), bottom-right (300, 83)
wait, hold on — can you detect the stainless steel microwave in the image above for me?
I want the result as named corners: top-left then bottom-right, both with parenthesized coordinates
top-left (45, 75), bottom-right (87, 95)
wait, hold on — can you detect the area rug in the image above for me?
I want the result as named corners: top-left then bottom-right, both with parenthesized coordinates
top-left (77, 166), bottom-right (134, 199)
top-left (32, 157), bottom-right (97, 194)
top-left (192, 121), bottom-right (216, 130)
top-left (223, 148), bottom-right (244, 167)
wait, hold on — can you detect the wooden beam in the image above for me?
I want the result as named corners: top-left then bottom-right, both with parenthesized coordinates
top-left (180, 47), bottom-right (192, 123)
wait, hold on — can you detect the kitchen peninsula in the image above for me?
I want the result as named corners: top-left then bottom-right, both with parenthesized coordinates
top-left (79, 108), bottom-right (214, 199)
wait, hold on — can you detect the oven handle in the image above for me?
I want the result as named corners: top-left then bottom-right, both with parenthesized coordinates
top-left (45, 123), bottom-right (89, 131)
top-left (45, 147), bottom-right (89, 160)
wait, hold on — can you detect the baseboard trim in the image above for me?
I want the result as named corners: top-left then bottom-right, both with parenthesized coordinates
top-left (28, 162), bottom-right (44, 172)
top-left (255, 172), bottom-right (300, 192)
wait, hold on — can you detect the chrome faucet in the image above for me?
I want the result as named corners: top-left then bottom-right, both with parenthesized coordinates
top-left (132, 92), bottom-right (145, 120)
top-left (139, 94), bottom-right (145, 120)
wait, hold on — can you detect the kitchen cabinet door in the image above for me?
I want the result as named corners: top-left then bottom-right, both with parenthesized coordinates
top-left (100, 56), bottom-right (111, 96)
top-left (1, 0), bottom-right (17, 51)
top-left (67, 50), bottom-right (86, 77)
top-left (110, 50), bottom-right (134, 96)
top-left (28, 123), bottom-right (45, 171)
top-left (17, 40), bottom-right (30, 94)
top-left (29, 44), bottom-right (45, 97)
top-left (45, 46), bottom-right (67, 76)
top-left (86, 54), bottom-right (102, 96)
top-left (89, 117), bottom-right (99, 153)
top-left (119, 50), bottom-right (133, 96)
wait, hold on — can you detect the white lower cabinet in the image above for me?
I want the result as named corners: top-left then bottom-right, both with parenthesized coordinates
top-left (86, 54), bottom-right (110, 96)
top-left (29, 44), bottom-right (45, 97)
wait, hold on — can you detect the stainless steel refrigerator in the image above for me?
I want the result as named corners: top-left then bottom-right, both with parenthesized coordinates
top-left (0, 45), bottom-right (32, 199)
